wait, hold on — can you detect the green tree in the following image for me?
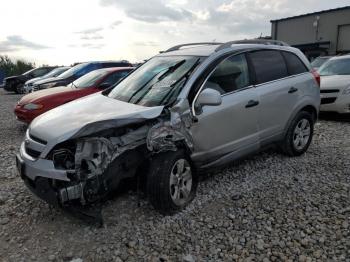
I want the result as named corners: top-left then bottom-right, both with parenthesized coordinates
top-left (0, 55), bottom-right (35, 77)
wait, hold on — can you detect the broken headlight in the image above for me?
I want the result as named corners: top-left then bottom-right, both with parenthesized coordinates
top-left (52, 148), bottom-right (75, 170)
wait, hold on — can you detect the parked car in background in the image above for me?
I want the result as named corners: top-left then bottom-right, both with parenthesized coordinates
top-left (15, 67), bottom-right (133, 123)
top-left (16, 40), bottom-right (320, 216)
top-left (311, 56), bottom-right (332, 70)
top-left (4, 66), bottom-right (57, 93)
top-left (31, 61), bottom-right (132, 92)
top-left (318, 55), bottom-right (350, 114)
top-left (22, 66), bottom-right (71, 94)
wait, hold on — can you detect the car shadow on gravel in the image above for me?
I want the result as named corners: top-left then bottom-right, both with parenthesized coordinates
top-left (0, 92), bottom-right (21, 96)
top-left (54, 148), bottom-right (281, 227)
top-left (319, 112), bottom-right (350, 122)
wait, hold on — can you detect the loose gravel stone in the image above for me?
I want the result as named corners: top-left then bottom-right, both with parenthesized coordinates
top-left (0, 89), bottom-right (349, 261)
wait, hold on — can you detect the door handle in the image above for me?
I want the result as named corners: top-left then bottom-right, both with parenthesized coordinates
top-left (245, 100), bottom-right (259, 108)
top-left (288, 87), bottom-right (298, 93)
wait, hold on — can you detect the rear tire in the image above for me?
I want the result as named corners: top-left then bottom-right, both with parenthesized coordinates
top-left (147, 150), bottom-right (197, 215)
top-left (281, 111), bottom-right (314, 156)
top-left (14, 83), bottom-right (23, 94)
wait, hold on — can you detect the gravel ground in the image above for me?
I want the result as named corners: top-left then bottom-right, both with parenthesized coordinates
top-left (0, 89), bottom-right (349, 262)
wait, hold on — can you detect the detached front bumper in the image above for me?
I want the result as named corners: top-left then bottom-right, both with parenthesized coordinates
top-left (16, 153), bottom-right (61, 206)
top-left (17, 140), bottom-right (71, 205)
top-left (18, 141), bottom-right (69, 181)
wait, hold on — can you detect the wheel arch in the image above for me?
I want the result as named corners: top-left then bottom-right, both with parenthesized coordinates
top-left (300, 105), bottom-right (318, 121)
top-left (283, 100), bottom-right (319, 137)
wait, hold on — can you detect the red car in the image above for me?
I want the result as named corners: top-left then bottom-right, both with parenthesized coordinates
top-left (15, 67), bottom-right (133, 123)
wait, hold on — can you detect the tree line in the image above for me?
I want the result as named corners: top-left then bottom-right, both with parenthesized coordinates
top-left (0, 55), bottom-right (35, 78)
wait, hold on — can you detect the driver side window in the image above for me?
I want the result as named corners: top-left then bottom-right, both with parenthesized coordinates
top-left (204, 54), bottom-right (250, 95)
top-left (100, 71), bottom-right (129, 88)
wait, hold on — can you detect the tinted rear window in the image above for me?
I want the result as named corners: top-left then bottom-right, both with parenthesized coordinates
top-left (282, 51), bottom-right (308, 75)
top-left (249, 50), bottom-right (288, 84)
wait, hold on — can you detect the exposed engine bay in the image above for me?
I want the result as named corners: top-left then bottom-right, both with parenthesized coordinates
top-left (45, 108), bottom-right (194, 214)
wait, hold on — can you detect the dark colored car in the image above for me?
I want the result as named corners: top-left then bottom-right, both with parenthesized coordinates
top-left (3, 67), bottom-right (57, 93)
top-left (15, 67), bottom-right (133, 123)
top-left (32, 61), bottom-right (132, 91)
top-left (22, 66), bottom-right (71, 94)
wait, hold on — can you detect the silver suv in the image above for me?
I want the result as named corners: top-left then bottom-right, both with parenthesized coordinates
top-left (16, 40), bottom-right (320, 215)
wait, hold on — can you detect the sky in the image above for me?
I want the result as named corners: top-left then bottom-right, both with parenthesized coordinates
top-left (0, 0), bottom-right (349, 65)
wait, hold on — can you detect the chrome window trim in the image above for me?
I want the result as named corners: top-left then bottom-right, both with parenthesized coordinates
top-left (220, 85), bottom-right (255, 97)
top-left (253, 71), bottom-right (310, 88)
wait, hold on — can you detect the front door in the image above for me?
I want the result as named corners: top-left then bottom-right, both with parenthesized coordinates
top-left (190, 53), bottom-right (260, 166)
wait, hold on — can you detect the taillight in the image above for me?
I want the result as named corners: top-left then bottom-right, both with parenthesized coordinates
top-left (311, 69), bottom-right (320, 87)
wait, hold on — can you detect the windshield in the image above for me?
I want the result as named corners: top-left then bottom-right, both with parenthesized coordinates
top-left (311, 57), bottom-right (329, 68)
top-left (22, 68), bottom-right (36, 76)
top-left (42, 67), bottom-right (68, 78)
top-left (58, 63), bottom-right (88, 78)
top-left (108, 56), bottom-right (203, 107)
top-left (72, 69), bottom-right (107, 88)
top-left (318, 58), bottom-right (350, 76)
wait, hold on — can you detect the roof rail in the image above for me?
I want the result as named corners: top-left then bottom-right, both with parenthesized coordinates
top-left (215, 39), bottom-right (289, 52)
top-left (163, 42), bottom-right (222, 53)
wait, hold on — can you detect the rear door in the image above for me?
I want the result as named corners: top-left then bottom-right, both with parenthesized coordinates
top-left (248, 50), bottom-right (307, 142)
top-left (190, 53), bottom-right (260, 165)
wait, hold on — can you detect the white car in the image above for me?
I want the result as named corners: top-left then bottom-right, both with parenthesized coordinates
top-left (318, 55), bottom-right (350, 114)
top-left (22, 66), bottom-right (71, 94)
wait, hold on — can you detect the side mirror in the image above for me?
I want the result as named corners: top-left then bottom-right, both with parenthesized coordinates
top-left (194, 88), bottom-right (222, 115)
top-left (196, 88), bottom-right (222, 107)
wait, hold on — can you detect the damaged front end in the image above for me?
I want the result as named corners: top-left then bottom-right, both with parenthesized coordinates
top-left (42, 107), bottom-right (195, 210)
top-left (49, 123), bottom-right (150, 207)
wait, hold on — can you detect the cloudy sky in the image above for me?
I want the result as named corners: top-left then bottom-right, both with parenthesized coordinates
top-left (0, 0), bottom-right (349, 65)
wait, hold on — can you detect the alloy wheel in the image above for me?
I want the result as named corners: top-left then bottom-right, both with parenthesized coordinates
top-left (169, 158), bottom-right (192, 206)
top-left (293, 118), bottom-right (311, 150)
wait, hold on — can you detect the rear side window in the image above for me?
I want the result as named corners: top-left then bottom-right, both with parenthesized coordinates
top-left (282, 51), bottom-right (308, 75)
top-left (249, 50), bottom-right (288, 84)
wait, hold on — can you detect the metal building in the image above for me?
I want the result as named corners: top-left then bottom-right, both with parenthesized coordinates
top-left (271, 6), bottom-right (350, 60)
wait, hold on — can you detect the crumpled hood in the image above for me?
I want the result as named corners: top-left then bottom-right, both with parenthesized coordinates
top-left (18, 86), bottom-right (73, 105)
top-left (29, 93), bottom-right (164, 143)
top-left (320, 75), bottom-right (350, 91)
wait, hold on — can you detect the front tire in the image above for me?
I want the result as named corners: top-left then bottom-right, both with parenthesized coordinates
top-left (147, 150), bottom-right (197, 215)
top-left (281, 111), bottom-right (314, 156)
